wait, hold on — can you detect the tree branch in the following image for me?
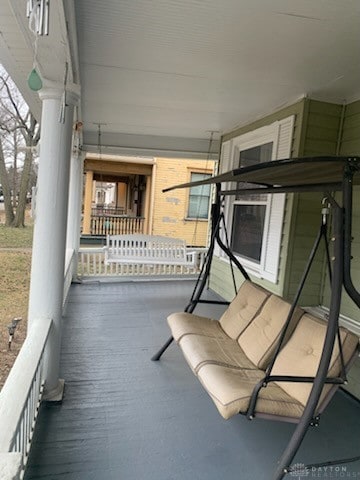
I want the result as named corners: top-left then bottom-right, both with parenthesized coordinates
top-left (0, 76), bottom-right (29, 134)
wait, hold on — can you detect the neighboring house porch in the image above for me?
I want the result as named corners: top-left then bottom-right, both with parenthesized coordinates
top-left (82, 154), bottom-right (215, 246)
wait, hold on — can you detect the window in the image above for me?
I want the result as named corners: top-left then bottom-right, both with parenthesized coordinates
top-left (219, 115), bottom-right (295, 283)
top-left (187, 172), bottom-right (212, 219)
top-left (231, 143), bottom-right (273, 263)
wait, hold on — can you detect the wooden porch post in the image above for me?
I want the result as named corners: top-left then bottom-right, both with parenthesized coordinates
top-left (27, 82), bottom-right (79, 401)
top-left (117, 182), bottom-right (127, 212)
top-left (82, 170), bottom-right (93, 234)
top-left (143, 175), bottom-right (152, 234)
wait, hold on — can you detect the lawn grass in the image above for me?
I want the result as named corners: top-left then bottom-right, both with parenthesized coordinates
top-left (0, 224), bottom-right (34, 248)
top-left (0, 222), bottom-right (32, 388)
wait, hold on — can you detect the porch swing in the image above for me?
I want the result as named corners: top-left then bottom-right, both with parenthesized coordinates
top-left (151, 156), bottom-right (360, 480)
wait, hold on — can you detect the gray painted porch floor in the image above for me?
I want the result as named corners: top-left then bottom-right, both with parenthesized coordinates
top-left (25, 280), bottom-right (360, 480)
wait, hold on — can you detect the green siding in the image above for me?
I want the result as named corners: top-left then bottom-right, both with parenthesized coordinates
top-left (222, 100), bottom-right (304, 157)
top-left (212, 97), bottom-right (360, 314)
top-left (212, 98), bottom-right (343, 304)
top-left (322, 187), bottom-right (360, 321)
top-left (320, 100), bottom-right (360, 322)
top-left (209, 100), bottom-right (305, 298)
top-left (210, 257), bottom-right (282, 302)
top-left (282, 99), bottom-right (342, 304)
top-left (340, 99), bottom-right (360, 155)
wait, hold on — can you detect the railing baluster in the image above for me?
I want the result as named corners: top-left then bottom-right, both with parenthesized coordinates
top-left (78, 245), bottom-right (207, 278)
top-left (89, 215), bottom-right (147, 235)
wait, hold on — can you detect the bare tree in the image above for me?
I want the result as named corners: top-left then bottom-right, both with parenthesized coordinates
top-left (0, 135), bottom-right (14, 225)
top-left (0, 68), bottom-right (39, 227)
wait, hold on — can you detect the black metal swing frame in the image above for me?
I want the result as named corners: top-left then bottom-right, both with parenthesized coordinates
top-left (151, 156), bottom-right (360, 480)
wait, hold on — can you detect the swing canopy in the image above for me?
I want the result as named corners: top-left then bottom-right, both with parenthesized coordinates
top-left (163, 156), bottom-right (360, 194)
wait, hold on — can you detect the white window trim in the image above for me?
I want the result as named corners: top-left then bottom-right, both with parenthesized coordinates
top-left (218, 116), bottom-right (294, 283)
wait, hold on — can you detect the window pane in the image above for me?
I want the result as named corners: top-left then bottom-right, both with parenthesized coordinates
top-left (236, 142), bottom-right (273, 201)
top-left (191, 173), bottom-right (211, 184)
top-left (231, 204), bottom-right (266, 263)
top-left (240, 142), bottom-right (273, 168)
top-left (188, 172), bottom-right (211, 218)
top-left (188, 196), bottom-right (209, 218)
top-left (190, 183), bottom-right (211, 196)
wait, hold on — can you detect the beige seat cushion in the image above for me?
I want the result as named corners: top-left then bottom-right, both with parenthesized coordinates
top-left (238, 295), bottom-right (304, 369)
top-left (219, 280), bottom-right (271, 339)
top-left (167, 312), bottom-right (227, 342)
top-left (197, 364), bottom-right (304, 420)
top-left (272, 314), bottom-right (359, 408)
top-left (168, 280), bottom-right (270, 343)
top-left (179, 334), bottom-right (257, 373)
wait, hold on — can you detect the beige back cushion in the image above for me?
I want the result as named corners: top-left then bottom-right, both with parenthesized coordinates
top-left (272, 314), bottom-right (359, 406)
top-left (219, 281), bottom-right (270, 339)
top-left (237, 295), bottom-right (303, 369)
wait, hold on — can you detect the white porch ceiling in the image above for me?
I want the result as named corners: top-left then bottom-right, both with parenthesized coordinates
top-left (1, 0), bottom-right (360, 157)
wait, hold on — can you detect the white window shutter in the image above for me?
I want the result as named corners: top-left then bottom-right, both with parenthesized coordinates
top-left (261, 193), bottom-right (286, 282)
top-left (261, 115), bottom-right (294, 282)
top-left (275, 115), bottom-right (295, 160)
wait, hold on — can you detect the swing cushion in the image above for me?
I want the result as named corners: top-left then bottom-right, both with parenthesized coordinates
top-left (237, 295), bottom-right (303, 369)
top-left (197, 364), bottom-right (305, 420)
top-left (271, 313), bottom-right (359, 407)
top-left (218, 280), bottom-right (270, 339)
top-left (167, 280), bottom-right (270, 343)
top-left (175, 293), bottom-right (303, 373)
top-left (196, 314), bottom-right (359, 420)
top-left (168, 313), bottom-right (227, 343)
top-left (179, 334), bottom-right (257, 374)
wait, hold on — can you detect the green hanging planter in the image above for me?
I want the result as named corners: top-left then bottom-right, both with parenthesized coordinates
top-left (28, 68), bottom-right (43, 91)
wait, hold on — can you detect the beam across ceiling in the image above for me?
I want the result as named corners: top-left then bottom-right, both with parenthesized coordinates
top-left (83, 131), bottom-right (220, 160)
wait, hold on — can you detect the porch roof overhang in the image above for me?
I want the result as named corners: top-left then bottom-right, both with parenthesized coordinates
top-left (1, 1), bottom-right (360, 159)
top-left (84, 154), bottom-right (154, 177)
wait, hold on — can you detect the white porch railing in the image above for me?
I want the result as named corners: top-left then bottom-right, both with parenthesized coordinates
top-left (64, 248), bottom-right (75, 307)
top-left (78, 246), bottom-right (208, 277)
top-left (0, 317), bottom-right (52, 479)
top-left (0, 250), bottom-right (78, 479)
top-left (90, 215), bottom-right (145, 235)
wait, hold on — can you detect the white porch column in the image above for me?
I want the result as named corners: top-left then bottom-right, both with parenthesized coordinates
top-left (66, 150), bottom-right (84, 278)
top-left (27, 82), bottom-right (79, 401)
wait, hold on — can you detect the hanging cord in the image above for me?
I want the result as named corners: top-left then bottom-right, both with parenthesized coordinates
top-left (186, 201), bottom-right (224, 312)
top-left (97, 123), bottom-right (103, 158)
top-left (58, 62), bottom-right (68, 124)
top-left (191, 131), bottom-right (215, 246)
top-left (186, 187), bottom-right (250, 312)
top-left (27, 2), bottom-right (42, 88)
top-left (221, 208), bottom-right (238, 295)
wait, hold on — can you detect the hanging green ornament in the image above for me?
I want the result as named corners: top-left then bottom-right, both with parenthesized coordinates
top-left (27, 68), bottom-right (43, 91)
